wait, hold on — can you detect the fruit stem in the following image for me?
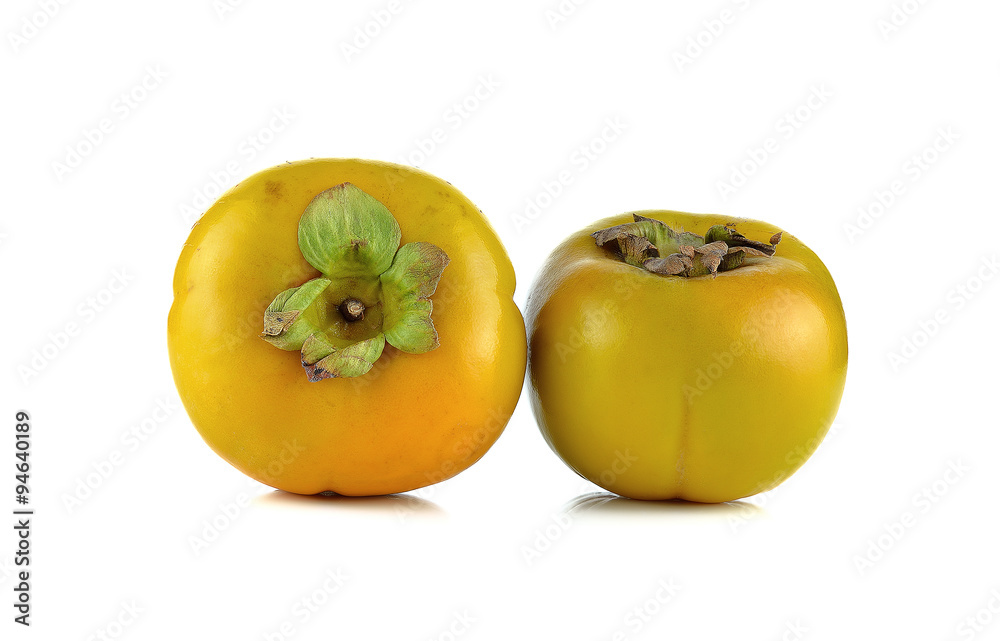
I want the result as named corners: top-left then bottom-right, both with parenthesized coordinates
top-left (339, 298), bottom-right (366, 322)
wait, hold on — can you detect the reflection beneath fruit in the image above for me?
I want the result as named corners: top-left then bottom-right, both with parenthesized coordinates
top-left (563, 491), bottom-right (765, 519)
top-left (256, 490), bottom-right (447, 518)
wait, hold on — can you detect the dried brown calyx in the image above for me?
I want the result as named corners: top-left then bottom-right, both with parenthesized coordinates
top-left (592, 214), bottom-right (782, 277)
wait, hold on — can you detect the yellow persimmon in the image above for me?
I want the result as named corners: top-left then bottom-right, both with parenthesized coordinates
top-left (169, 159), bottom-right (526, 495)
top-left (526, 211), bottom-right (847, 502)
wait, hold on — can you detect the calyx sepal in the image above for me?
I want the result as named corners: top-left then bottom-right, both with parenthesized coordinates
top-left (260, 277), bottom-right (330, 350)
top-left (298, 183), bottom-right (401, 277)
top-left (301, 333), bottom-right (386, 381)
top-left (380, 242), bottom-right (450, 354)
top-left (592, 214), bottom-right (782, 278)
top-left (261, 183), bottom-right (449, 380)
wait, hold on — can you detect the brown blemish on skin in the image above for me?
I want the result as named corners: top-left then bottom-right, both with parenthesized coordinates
top-left (264, 181), bottom-right (284, 200)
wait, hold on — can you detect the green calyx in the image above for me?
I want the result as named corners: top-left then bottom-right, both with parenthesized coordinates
top-left (592, 214), bottom-right (782, 278)
top-left (261, 183), bottom-right (450, 381)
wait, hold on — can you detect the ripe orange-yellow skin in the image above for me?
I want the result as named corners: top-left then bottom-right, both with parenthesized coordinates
top-left (168, 159), bottom-right (526, 495)
top-left (526, 211), bottom-right (848, 503)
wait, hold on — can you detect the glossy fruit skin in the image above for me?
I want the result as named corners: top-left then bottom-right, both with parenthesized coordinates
top-left (169, 159), bottom-right (526, 495)
top-left (526, 211), bottom-right (847, 502)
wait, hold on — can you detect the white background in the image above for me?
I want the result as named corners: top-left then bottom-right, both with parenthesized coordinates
top-left (3, 0), bottom-right (999, 639)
